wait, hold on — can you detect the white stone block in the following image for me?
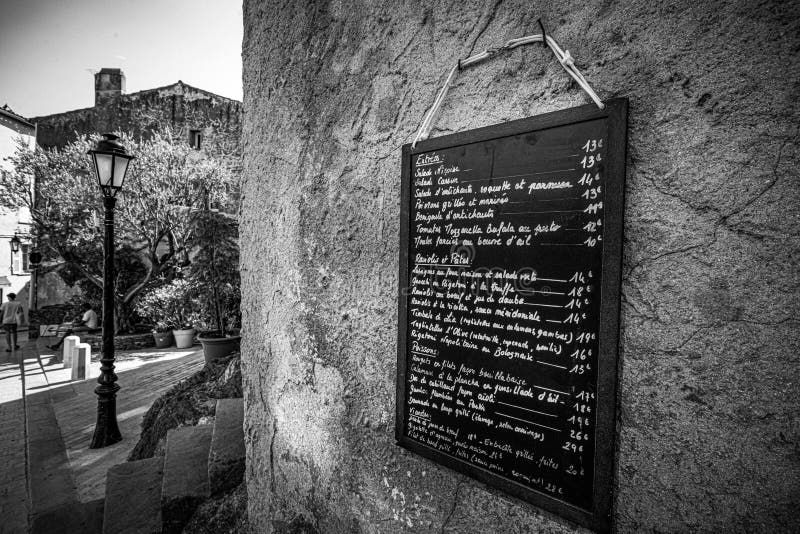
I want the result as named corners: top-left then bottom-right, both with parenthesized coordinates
top-left (72, 342), bottom-right (92, 381)
top-left (63, 336), bottom-right (80, 368)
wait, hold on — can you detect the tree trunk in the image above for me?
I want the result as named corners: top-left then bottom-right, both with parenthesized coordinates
top-left (114, 300), bottom-right (136, 334)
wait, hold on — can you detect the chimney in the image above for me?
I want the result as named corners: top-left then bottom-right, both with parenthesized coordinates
top-left (94, 68), bottom-right (126, 106)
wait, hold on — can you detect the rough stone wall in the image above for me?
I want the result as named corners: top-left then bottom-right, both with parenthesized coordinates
top-left (240, 1), bottom-right (800, 532)
top-left (32, 82), bottom-right (242, 165)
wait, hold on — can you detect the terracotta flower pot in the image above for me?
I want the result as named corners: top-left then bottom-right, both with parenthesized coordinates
top-left (153, 330), bottom-right (173, 348)
top-left (198, 334), bottom-right (241, 364)
top-left (172, 328), bottom-right (196, 349)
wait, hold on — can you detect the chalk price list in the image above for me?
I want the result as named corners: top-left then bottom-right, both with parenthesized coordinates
top-left (404, 125), bottom-right (606, 509)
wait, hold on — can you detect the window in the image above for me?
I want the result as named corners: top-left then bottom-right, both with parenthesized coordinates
top-left (190, 129), bottom-right (202, 150)
top-left (12, 244), bottom-right (30, 274)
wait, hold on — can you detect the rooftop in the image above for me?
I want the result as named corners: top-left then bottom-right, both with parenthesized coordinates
top-left (31, 79), bottom-right (241, 122)
top-left (0, 104), bottom-right (35, 130)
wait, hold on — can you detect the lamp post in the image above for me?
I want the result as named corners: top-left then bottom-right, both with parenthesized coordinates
top-left (29, 248), bottom-right (42, 312)
top-left (87, 133), bottom-right (134, 449)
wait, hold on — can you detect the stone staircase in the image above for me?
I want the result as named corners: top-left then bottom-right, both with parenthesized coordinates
top-left (101, 397), bottom-right (244, 534)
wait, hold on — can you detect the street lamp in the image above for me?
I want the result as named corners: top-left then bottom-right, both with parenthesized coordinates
top-left (10, 235), bottom-right (20, 253)
top-left (87, 133), bottom-right (134, 449)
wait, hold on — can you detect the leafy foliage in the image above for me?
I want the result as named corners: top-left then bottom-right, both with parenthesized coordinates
top-left (0, 129), bottom-right (236, 333)
top-left (135, 278), bottom-right (197, 332)
top-left (187, 210), bottom-right (240, 335)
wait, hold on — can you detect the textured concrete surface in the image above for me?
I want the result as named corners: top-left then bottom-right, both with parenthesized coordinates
top-left (0, 396), bottom-right (28, 534)
top-left (209, 398), bottom-right (246, 496)
top-left (161, 425), bottom-right (213, 533)
top-left (241, 1), bottom-right (800, 532)
top-left (0, 348), bottom-right (28, 534)
top-left (0, 339), bottom-right (53, 533)
top-left (103, 457), bottom-right (164, 534)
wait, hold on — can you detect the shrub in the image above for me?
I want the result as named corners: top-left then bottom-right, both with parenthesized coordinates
top-left (135, 279), bottom-right (197, 332)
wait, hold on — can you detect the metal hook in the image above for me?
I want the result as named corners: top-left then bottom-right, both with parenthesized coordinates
top-left (537, 18), bottom-right (547, 48)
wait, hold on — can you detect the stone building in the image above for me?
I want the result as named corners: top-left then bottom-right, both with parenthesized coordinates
top-left (33, 67), bottom-right (242, 161)
top-left (240, 1), bottom-right (799, 533)
top-left (31, 67), bottom-right (243, 216)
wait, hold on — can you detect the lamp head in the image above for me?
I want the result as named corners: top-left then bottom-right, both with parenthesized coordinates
top-left (10, 235), bottom-right (20, 253)
top-left (88, 133), bottom-right (134, 197)
top-left (29, 249), bottom-right (42, 267)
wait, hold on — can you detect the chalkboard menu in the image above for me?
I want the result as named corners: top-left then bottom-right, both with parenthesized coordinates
top-left (396, 100), bottom-right (627, 533)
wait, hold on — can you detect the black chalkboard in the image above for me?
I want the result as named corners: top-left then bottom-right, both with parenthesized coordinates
top-left (396, 99), bottom-right (627, 533)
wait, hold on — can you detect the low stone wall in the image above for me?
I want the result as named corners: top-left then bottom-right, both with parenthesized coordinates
top-left (28, 304), bottom-right (76, 339)
top-left (30, 304), bottom-right (74, 324)
top-left (82, 332), bottom-right (156, 352)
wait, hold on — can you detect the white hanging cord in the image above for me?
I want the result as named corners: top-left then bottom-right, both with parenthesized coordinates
top-left (412, 31), bottom-right (604, 149)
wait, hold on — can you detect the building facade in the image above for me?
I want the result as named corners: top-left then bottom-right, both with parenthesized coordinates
top-left (0, 105), bottom-right (36, 309)
top-left (240, 1), bottom-right (799, 532)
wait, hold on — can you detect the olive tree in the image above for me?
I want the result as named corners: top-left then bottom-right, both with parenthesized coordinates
top-left (0, 129), bottom-right (235, 332)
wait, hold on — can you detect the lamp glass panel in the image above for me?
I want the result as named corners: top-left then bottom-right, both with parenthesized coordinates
top-left (112, 155), bottom-right (130, 188)
top-left (94, 153), bottom-right (114, 187)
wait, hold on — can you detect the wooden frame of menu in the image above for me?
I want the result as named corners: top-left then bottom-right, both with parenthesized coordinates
top-left (396, 99), bottom-right (627, 533)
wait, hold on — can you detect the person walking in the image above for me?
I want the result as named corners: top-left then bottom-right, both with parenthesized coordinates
top-left (0, 293), bottom-right (24, 352)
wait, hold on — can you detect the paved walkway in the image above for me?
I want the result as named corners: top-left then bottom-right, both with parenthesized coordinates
top-left (0, 351), bottom-right (30, 534)
top-left (0, 330), bottom-right (205, 533)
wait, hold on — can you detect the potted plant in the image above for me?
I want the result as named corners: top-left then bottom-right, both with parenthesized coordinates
top-left (172, 326), bottom-right (196, 349)
top-left (188, 210), bottom-right (241, 363)
top-left (152, 322), bottom-right (174, 348)
top-left (135, 279), bottom-right (196, 349)
top-left (136, 285), bottom-right (175, 348)
top-left (166, 279), bottom-right (198, 349)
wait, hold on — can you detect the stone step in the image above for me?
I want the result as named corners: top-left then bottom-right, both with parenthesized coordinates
top-left (208, 397), bottom-right (245, 496)
top-left (103, 457), bottom-right (164, 534)
top-left (161, 425), bottom-right (213, 534)
top-left (30, 498), bottom-right (104, 534)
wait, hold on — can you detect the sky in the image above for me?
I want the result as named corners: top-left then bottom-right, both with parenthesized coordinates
top-left (0, 0), bottom-right (243, 118)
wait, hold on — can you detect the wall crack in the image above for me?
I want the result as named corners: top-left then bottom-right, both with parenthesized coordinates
top-left (440, 480), bottom-right (464, 534)
top-left (466, 0), bottom-right (505, 58)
